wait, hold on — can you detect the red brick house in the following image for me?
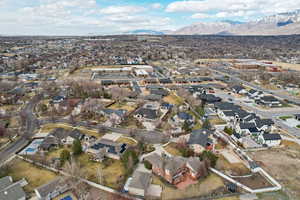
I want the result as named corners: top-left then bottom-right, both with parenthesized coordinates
top-left (144, 153), bottom-right (207, 185)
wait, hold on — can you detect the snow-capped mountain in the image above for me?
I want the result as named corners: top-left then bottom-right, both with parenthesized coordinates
top-left (124, 29), bottom-right (165, 35)
top-left (173, 10), bottom-right (300, 35)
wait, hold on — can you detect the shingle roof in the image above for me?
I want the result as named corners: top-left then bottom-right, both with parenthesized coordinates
top-left (128, 171), bottom-right (151, 190)
top-left (239, 122), bottom-right (256, 129)
top-left (188, 129), bottom-right (213, 147)
top-left (263, 133), bottom-right (281, 141)
top-left (136, 108), bottom-right (158, 119)
top-left (0, 176), bottom-right (26, 200)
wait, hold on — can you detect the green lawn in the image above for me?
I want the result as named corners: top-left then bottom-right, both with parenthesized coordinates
top-left (279, 116), bottom-right (293, 120)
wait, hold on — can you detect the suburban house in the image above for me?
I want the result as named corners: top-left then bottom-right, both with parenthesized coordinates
top-left (144, 153), bottom-right (207, 186)
top-left (127, 171), bottom-right (152, 197)
top-left (86, 139), bottom-right (127, 160)
top-left (247, 89), bottom-right (264, 100)
top-left (232, 85), bottom-right (247, 94)
top-left (256, 96), bottom-right (282, 107)
top-left (188, 129), bottom-right (214, 153)
top-left (255, 118), bottom-right (274, 132)
top-left (259, 133), bottom-right (282, 146)
top-left (171, 112), bottom-right (194, 126)
top-left (39, 128), bottom-right (85, 151)
top-left (0, 176), bottom-right (27, 200)
top-left (236, 122), bottom-right (261, 135)
top-left (34, 177), bottom-right (69, 200)
top-left (134, 102), bottom-right (160, 122)
top-left (100, 108), bottom-right (127, 125)
top-left (64, 129), bottom-right (85, 145)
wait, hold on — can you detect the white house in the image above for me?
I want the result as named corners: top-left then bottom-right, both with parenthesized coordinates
top-left (259, 133), bottom-right (281, 147)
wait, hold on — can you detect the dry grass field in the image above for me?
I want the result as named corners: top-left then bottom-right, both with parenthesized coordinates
top-left (7, 158), bottom-right (58, 192)
top-left (248, 141), bottom-right (300, 199)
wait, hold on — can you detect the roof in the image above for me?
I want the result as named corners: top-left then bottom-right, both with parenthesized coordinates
top-left (34, 177), bottom-right (62, 198)
top-left (0, 184), bottom-right (26, 200)
top-left (50, 128), bottom-right (69, 140)
top-left (188, 129), bottom-right (213, 147)
top-left (0, 177), bottom-right (12, 191)
top-left (239, 122), bottom-right (256, 129)
top-left (102, 109), bottom-right (127, 117)
top-left (159, 78), bottom-right (173, 84)
top-left (263, 133), bottom-right (281, 141)
top-left (144, 153), bottom-right (163, 169)
top-left (164, 156), bottom-right (187, 175)
top-left (187, 157), bottom-right (204, 173)
top-left (294, 114), bottom-right (300, 118)
top-left (0, 176), bottom-right (26, 200)
top-left (198, 94), bottom-right (221, 103)
top-left (128, 171), bottom-right (151, 190)
top-left (214, 102), bottom-right (241, 111)
top-left (255, 118), bottom-right (274, 128)
top-left (69, 129), bottom-right (84, 140)
top-left (177, 112), bottom-right (193, 121)
top-left (260, 95), bottom-right (279, 102)
top-left (135, 108), bottom-right (158, 119)
top-left (232, 85), bottom-right (245, 92)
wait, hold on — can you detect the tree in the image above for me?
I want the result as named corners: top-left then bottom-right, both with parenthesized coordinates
top-left (182, 120), bottom-right (192, 132)
top-left (60, 149), bottom-right (71, 165)
top-left (202, 119), bottom-right (212, 130)
top-left (196, 106), bottom-right (205, 117)
top-left (199, 151), bottom-right (218, 167)
top-left (72, 139), bottom-right (83, 155)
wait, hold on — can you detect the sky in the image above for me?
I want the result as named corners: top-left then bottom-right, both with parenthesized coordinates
top-left (0, 0), bottom-right (299, 35)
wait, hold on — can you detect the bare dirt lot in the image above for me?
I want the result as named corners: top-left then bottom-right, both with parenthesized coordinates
top-left (233, 173), bottom-right (272, 189)
top-left (248, 142), bottom-right (300, 199)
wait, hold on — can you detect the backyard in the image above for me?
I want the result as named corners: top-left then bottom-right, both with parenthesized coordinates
top-left (5, 158), bottom-right (58, 193)
top-left (152, 173), bottom-right (225, 200)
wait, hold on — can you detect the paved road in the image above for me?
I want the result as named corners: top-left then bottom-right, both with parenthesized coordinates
top-left (39, 118), bottom-right (169, 144)
top-left (0, 95), bottom-right (41, 164)
top-left (215, 92), bottom-right (300, 138)
top-left (211, 68), bottom-right (300, 105)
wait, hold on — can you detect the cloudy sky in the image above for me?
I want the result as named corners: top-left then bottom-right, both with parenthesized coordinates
top-left (0, 0), bottom-right (299, 35)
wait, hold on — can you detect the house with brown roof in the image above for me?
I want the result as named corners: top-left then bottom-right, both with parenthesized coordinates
top-left (144, 153), bottom-right (207, 186)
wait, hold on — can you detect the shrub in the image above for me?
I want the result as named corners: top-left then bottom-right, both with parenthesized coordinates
top-left (224, 126), bottom-right (233, 135)
top-left (60, 149), bottom-right (71, 164)
top-left (72, 139), bottom-right (83, 155)
top-left (144, 160), bottom-right (152, 170)
top-left (200, 151), bottom-right (218, 167)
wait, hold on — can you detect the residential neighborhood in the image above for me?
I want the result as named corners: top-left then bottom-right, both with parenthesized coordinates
top-left (0, 34), bottom-right (300, 200)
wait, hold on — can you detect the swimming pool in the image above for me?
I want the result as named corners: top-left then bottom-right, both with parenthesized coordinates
top-left (60, 196), bottom-right (73, 200)
top-left (26, 148), bottom-right (36, 152)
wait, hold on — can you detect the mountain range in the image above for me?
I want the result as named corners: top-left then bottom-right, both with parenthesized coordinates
top-left (128, 10), bottom-right (300, 36)
top-left (174, 9), bottom-right (300, 35)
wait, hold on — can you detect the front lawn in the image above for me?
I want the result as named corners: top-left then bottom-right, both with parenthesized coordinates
top-left (163, 93), bottom-right (184, 105)
top-left (279, 116), bottom-right (293, 120)
top-left (164, 143), bottom-right (183, 156)
top-left (109, 102), bottom-right (137, 112)
top-left (116, 137), bottom-right (137, 146)
top-left (5, 158), bottom-right (58, 192)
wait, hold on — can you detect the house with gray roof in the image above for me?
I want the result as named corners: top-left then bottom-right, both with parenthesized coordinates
top-left (0, 176), bottom-right (27, 200)
top-left (188, 129), bottom-right (214, 153)
top-left (34, 177), bottom-right (69, 200)
top-left (128, 171), bottom-right (152, 197)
